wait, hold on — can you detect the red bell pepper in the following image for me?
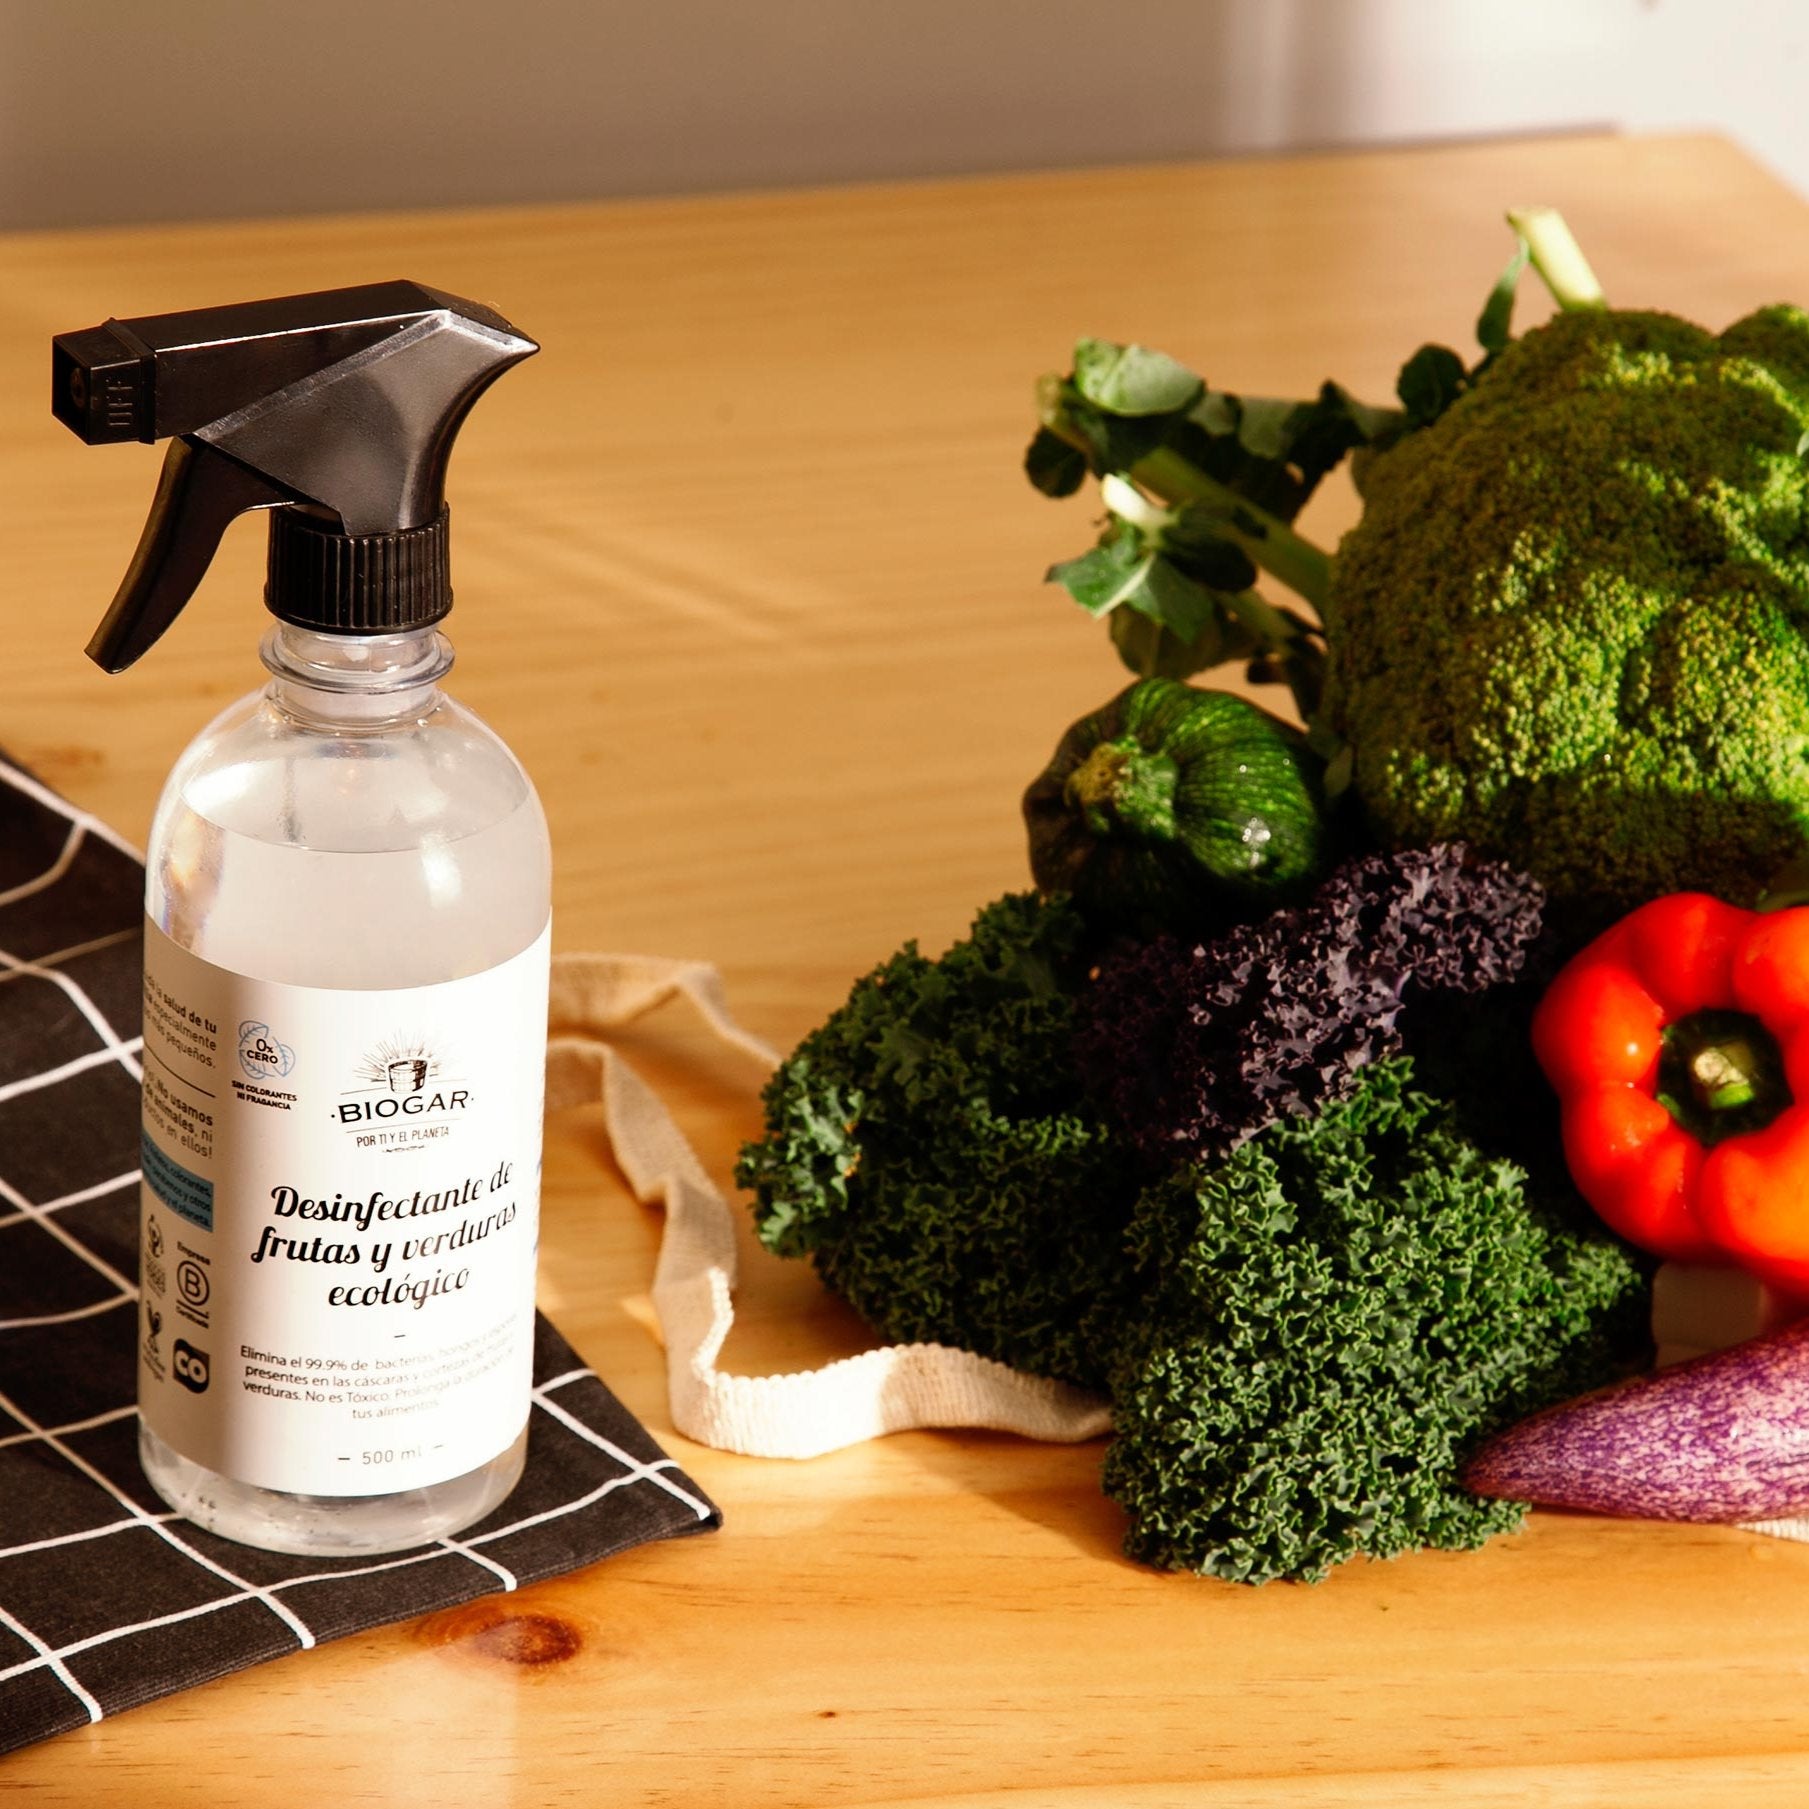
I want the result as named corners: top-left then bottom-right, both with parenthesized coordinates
top-left (1533, 892), bottom-right (1809, 1295)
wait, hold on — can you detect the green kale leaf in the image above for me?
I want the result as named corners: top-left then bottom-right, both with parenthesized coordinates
top-left (736, 893), bottom-right (1141, 1390)
top-left (1104, 1057), bottom-right (1647, 1583)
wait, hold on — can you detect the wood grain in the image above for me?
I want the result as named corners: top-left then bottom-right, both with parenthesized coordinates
top-left (7, 132), bottom-right (1809, 1806)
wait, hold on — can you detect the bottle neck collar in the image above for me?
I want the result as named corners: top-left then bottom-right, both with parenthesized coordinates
top-left (261, 624), bottom-right (453, 727)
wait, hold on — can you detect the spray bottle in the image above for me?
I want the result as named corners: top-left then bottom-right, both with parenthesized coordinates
top-left (52, 283), bottom-right (550, 1554)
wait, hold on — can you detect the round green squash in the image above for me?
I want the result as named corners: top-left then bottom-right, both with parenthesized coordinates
top-left (1023, 678), bottom-right (1326, 932)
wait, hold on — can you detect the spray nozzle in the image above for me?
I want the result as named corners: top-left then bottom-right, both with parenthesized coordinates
top-left (53, 281), bottom-right (537, 672)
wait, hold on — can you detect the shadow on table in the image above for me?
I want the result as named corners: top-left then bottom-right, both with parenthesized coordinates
top-left (900, 1421), bottom-right (1135, 1567)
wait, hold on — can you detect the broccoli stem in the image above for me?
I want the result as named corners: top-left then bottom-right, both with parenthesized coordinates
top-left (1100, 470), bottom-right (1327, 715)
top-left (1131, 446), bottom-right (1334, 611)
top-left (1221, 590), bottom-right (1326, 719)
top-left (1038, 402), bottom-right (1336, 612)
top-left (1219, 584), bottom-right (1307, 651)
top-left (1508, 206), bottom-right (1607, 312)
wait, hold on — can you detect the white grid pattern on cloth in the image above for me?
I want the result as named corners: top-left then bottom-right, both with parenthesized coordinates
top-left (3, 1170), bottom-right (142, 1220)
top-left (532, 1371), bottom-right (716, 1522)
top-left (0, 1603), bottom-right (103, 1725)
top-left (0, 1384), bottom-right (321, 1652)
top-left (0, 1173), bottom-right (138, 1301)
top-left (0, 751), bottom-right (720, 1754)
top-left (0, 1374), bottom-right (705, 1700)
top-left (0, 759), bottom-right (144, 861)
top-left (0, 1171), bottom-right (141, 1326)
top-left (0, 941), bottom-right (143, 1084)
top-left (0, 1039), bottom-right (145, 1106)
top-left (0, 820), bottom-right (83, 907)
top-left (0, 764), bottom-right (152, 1395)
top-left (0, 1404), bottom-right (138, 1454)
top-left (5, 926), bottom-right (138, 967)
top-left (0, 1402), bottom-right (704, 1696)
top-left (0, 1297), bottom-right (136, 1331)
top-left (1, 1513), bottom-right (182, 1560)
top-left (0, 781), bottom-right (144, 1103)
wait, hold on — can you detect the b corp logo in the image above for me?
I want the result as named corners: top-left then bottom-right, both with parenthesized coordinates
top-left (173, 1339), bottom-right (210, 1393)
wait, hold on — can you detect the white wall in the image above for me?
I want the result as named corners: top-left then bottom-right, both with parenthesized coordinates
top-left (0, 0), bottom-right (1804, 230)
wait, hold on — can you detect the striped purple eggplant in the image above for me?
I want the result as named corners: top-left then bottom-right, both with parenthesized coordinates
top-left (1462, 1320), bottom-right (1809, 1522)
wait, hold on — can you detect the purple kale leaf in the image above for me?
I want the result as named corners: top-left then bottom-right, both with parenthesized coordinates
top-left (1076, 843), bottom-right (1544, 1165)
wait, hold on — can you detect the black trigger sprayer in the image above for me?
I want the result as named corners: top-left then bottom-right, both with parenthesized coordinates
top-left (52, 280), bottom-right (537, 670)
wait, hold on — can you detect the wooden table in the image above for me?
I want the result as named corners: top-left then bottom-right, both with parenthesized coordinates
top-left (7, 132), bottom-right (1809, 1807)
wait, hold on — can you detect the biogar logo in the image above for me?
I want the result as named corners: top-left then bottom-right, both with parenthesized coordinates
top-left (338, 1035), bottom-right (470, 1125)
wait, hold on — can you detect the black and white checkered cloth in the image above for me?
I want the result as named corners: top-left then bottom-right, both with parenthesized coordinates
top-left (0, 752), bottom-right (719, 1755)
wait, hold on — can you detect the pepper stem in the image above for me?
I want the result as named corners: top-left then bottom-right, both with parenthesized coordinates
top-left (1656, 1009), bottom-right (1791, 1147)
top-left (1688, 1043), bottom-right (1760, 1114)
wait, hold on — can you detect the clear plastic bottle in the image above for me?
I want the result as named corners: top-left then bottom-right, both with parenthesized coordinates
top-left (54, 280), bottom-right (547, 1555)
top-left (139, 624), bottom-right (551, 1554)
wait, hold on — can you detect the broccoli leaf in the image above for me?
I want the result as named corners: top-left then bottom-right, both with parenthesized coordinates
top-left (1031, 346), bottom-right (1356, 627)
top-left (1046, 523), bottom-right (1242, 652)
top-left (1396, 343), bottom-right (1469, 429)
top-left (1329, 382), bottom-right (1407, 448)
top-left (1477, 237), bottom-right (1531, 357)
top-left (1073, 338), bottom-right (1205, 417)
top-left (1045, 533), bottom-right (1149, 618)
top-left (1130, 555), bottom-right (1219, 641)
top-left (1182, 380), bottom-right (1408, 520)
top-left (1030, 342), bottom-right (1395, 711)
top-left (1159, 506), bottom-right (1261, 592)
top-left (1044, 471), bottom-right (1309, 690)
top-left (1225, 394), bottom-right (1300, 461)
top-left (1051, 386), bottom-right (1173, 478)
top-left (1024, 425), bottom-right (1089, 497)
top-left (1108, 594), bottom-right (1259, 680)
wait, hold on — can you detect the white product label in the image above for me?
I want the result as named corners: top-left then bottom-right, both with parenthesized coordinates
top-left (136, 918), bottom-right (551, 1496)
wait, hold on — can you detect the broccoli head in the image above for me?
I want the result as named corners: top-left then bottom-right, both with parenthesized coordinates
top-left (1322, 304), bottom-right (1809, 925)
top-left (1105, 1057), bottom-right (1648, 1583)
